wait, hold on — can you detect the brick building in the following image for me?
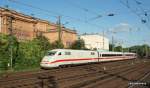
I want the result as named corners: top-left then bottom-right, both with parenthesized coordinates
top-left (0, 7), bottom-right (77, 47)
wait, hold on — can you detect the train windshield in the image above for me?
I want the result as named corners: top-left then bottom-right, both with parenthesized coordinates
top-left (46, 51), bottom-right (57, 56)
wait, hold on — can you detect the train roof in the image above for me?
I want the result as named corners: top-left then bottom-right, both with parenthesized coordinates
top-left (50, 49), bottom-right (95, 52)
top-left (49, 49), bottom-right (136, 54)
top-left (99, 51), bottom-right (123, 54)
top-left (98, 51), bottom-right (135, 54)
top-left (97, 50), bottom-right (135, 54)
top-left (123, 52), bottom-right (136, 54)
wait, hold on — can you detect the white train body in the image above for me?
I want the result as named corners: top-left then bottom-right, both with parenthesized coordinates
top-left (40, 49), bottom-right (136, 68)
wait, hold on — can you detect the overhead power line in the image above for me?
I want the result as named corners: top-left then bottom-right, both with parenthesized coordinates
top-left (7, 0), bottom-right (59, 17)
top-left (7, 0), bottom-right (104, 29)
top-left (120, 0), bottom-right (150, 30)
top-left (66, 0), bottom-right (100, 15)
top-left (65, 0), bottom-right (116, 26)
top-left (65, 0), bottom-right (105, 21)
top-left (134, 0), bottom-right (150, 24)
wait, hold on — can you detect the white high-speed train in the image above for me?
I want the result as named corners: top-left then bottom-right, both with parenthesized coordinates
top-left (40, 49), bottom-right (136, 68)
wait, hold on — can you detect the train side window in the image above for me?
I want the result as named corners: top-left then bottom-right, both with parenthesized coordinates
top-left (116, 54), bottom-right (122, 56)
top-left (102, 54), bottom-right (114, 57)
top-left (65, 52), bottom-right (71, 55)
top-left (102, 54), bottom-right (123, 57)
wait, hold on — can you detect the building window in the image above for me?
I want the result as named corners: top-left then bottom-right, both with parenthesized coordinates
top-left (66, 41), bottom-right (72, 47)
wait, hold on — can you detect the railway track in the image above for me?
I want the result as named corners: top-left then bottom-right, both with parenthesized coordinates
top-left (58, 60), bottom-right (149, 88)
top-left (78, 62), bottom-right (150, 88)
top-left (0, 59), bottom-right (135, 82)
top-left (0, 59), bottom-right (149, 88)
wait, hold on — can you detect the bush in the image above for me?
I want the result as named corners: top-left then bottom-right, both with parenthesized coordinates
top-left (13, 35), bottom-right (51, 70)
top-left (70, 39), bottom-right (85, 50)
top-left (0, 61), bottom-right (8, 71)
top-left (0, 34), bottom-right (52, 71)
top-left (51, 40), bottom-right (64, 49)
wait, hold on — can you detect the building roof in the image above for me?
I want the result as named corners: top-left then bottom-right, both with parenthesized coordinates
top-left (0, 7), bottom-right (77, 34)
top-left (0, 7), bottom-right (50, 23)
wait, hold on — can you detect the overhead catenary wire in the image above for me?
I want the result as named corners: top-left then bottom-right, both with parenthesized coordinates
top-left (66, 0), bottom-right (100, 15)
top-left (120, 0), bottom-right (150, 46)
top-left (120, 0), bottom-right (150, 30)
top-left (134, 0), bottom-right (150, 26)
top-left (7, 0), bottom-right (59, 17)
top-left (64, 0), bottom-right (113, 30)
top-left (65, 0), bottom-right (107, 21)
top-left (7, 0), bottom-right (104, 30)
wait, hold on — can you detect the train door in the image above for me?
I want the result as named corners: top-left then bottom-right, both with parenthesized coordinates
top-left (97, 52), bottom-right (100, 62)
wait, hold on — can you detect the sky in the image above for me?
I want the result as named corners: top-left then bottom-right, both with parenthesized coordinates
top-left (0, 0), bottom-right (150, 47)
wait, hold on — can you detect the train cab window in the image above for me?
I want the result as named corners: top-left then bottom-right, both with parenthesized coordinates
top-left (58, 52), bottom-right (62, 55)
top-left (46, 51), bottom-right (57, 56)
top-left (65, 52), bottom-right (71, 55)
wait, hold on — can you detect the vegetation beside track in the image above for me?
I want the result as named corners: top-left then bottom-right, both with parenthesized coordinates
top-left (0, 34), bottom-right (51, 73)
top-left (0, 33), bottom-right (150, 73)
top-left (0, 33), bottom-right (86, 73)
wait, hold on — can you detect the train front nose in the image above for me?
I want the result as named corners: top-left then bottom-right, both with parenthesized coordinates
top-left (40, 56), bottom-right (51, 68)
top-left (40, 56), bottom-right (57, 68)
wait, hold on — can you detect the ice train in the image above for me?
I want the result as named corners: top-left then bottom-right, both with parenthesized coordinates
top-left (40, 49), bottom-right (136, 68)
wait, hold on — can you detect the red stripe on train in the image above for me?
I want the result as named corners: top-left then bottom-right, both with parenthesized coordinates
top-left (50, 58), bottom-right (97, 64)
top-left (42, 57), bottom-right (133, 64)
top-left (50, 57), bottom-right (130, 64)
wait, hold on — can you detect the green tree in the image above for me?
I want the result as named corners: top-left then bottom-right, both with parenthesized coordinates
top-left (114, 46), bottom-right (122, 52)
top-left (109, 43), bottom-right (115, 51)
top-left (14, 35), bottom-right (51, 70)
top-left (128, 44), bottom-right (150, 58)
top-left (32, 35), bottom-right (51, 60)
top-left (14, 41), bottom-right (41, 70)
top-left (33, 35), bottom-right (51, 51)
top-left (123, 47), bottom-right (130, 52)
top-left (9, 35), bottom-right (19, 68)
top-left (0, 34), bottom-right (19, 70)
top-left (0, 34), bottom-right (9, 70)
top-left (51, 40), bottom-right (64, 49)
top-left (70, 39), bottom-right (85, 50)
